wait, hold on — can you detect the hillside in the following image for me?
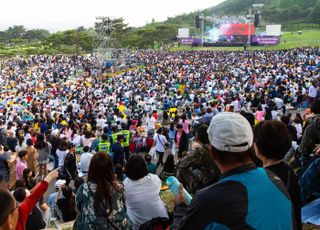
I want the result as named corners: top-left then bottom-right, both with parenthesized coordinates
top-left (162, 0), bottom-right (320, 29)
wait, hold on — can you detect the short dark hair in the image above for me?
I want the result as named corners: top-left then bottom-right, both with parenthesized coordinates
top-left (26, 139), bottom-right (33, 146)
top-left (125, 155), bottom-right (148, 180)
top-left (195, 125), bottom-right (209, 144)
top-left (13, 187), bottom-right (26, 203)
top-left (0, 188), bottom-right (15, 226)
top-left (212, 145), bottom-right (253, 166)
top-left (18, 150), bottom-right (27, 159)
top-left (83, 146), bottom-right (90, 152)
top-left (280, 115), bottom-right (290, 125)
top-left (144, 154), bottom-right (152, 163)
top-left (254, 120), bottom-right (292, 160)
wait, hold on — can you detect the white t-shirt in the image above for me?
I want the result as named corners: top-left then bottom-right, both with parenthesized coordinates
top-left (80, 152), bottom-right (93, 173)
top-left (309, 85), bottom-right (317, 98)
top-left (124, 174), bottom-right (168, 229)
top-left (154, 134), bottom-right (167, 153)
top-left (146, 117), bottom-right (156, 131)
top-left (97, 118), bottom-right (107, 128)
top-left (56, 149), bottom-right (69, 167)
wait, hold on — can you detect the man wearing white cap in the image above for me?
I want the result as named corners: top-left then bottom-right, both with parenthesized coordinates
top-left (172, 112), bottom-right (295, 230)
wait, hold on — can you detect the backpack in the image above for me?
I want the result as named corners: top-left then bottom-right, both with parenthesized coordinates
top-left (64, 153), bottom-right (78, 178)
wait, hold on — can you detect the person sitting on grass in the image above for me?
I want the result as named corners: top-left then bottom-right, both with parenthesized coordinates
top-left (144, 154), bottom-right (157, 174)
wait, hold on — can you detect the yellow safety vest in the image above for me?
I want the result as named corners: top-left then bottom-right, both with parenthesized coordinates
top-left (98, 140), bottom-right (111, 153)
top-left (120, 130), bottom-right (130, 147)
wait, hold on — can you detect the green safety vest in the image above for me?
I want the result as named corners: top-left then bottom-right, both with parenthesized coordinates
top-left (112, 132), bottom-right (122, 144)
top-left (98, 141), bottom-right (111, 153)
top-left (120, 130), bottom-right (130, 147)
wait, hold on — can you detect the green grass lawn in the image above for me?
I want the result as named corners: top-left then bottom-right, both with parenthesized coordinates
top-left (171, 29), bottom-right (320, 51)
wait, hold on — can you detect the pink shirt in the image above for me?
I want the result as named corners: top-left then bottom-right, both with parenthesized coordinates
top-left (176, 131), bottom-right (182, 146)
top-left (16, 159), bottom-right (27, 180)
top-left (256, 111), bottom-right (265, 121)
top-left (179, 120), bottom-right (189, 134)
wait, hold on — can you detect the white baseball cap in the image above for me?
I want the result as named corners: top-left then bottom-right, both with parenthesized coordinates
top-left (207, 112), bottom-right (253, 153)
top-left (55, 179), bottom-right (66, 188)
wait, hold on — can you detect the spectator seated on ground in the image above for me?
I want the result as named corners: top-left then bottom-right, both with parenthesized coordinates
top-left (48, 179), bottom-right (66, 219)
top-left (159, 153), bottom-right (176, 181)
top-left (171, 112), bottom-right (296, 229)
top-left (145, 154), bottom-right (157, 175)
top-left (114, 163), bottom-right (126, 181)
top-left (55, 185), bottom-right (77, 222)
top-left (254, 120), bottom-right (302, 229)
top-left (124, 155), bottom-right (168, 229)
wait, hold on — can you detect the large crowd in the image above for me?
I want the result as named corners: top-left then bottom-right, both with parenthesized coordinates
top-left (0, 47), bottom-right (320, 230)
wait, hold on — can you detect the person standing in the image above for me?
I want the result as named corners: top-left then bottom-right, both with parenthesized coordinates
top-left (175, 124), bottom-right (188, 158)
top-left (111, 135), bottom-right (125, 167)
top-left (145, 114), bottom-right (156, 132)
top-left (153, 128), bottom-right (168, 169)
top-left (35, 134), bottom-right (51, 179)
top-left (25, 139), bottom-right (38, 176)
top-left (15, 151), bottom-right (28, 181)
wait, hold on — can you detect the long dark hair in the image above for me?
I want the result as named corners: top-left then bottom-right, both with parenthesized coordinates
top-left (163, 154), bottom-right (175, 173)
top-left (87, 152), bottom-right (115, 216)
top-left (34, 134), bottom-right (47, 149)
top-left (62, 185), bottom-right (76, 213)
top-left (162, 110), bottom-right (169, 120)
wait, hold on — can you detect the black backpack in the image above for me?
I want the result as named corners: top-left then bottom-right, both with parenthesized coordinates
top-left (63, 153), bottom-right (78, 178)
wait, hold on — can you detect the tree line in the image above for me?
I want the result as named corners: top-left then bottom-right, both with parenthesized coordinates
top-left (0, 19), bottom-right (178, 56)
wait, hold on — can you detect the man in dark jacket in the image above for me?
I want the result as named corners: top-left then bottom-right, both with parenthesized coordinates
top-left (172, 112), bottom-right (295, 230)
top-left (111, 135), bottom-right (125, 166)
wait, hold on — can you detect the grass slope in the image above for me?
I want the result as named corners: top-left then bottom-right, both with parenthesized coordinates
top-left (172, 29), bottom-right (320, 51)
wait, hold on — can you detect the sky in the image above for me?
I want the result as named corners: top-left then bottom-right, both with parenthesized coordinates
top-left (0, 0), bottom-right (225, 32)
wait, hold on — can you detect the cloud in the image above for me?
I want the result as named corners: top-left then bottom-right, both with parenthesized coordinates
top-left (0, 0), bottom-right (225, 32)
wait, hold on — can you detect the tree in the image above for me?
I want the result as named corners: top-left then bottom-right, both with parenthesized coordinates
top-left (309, 0), bottom-right (320, 23)
top-left (23, 29), bottom-right (50, 41)
top-left (5, 25), bottom-right (26, 41)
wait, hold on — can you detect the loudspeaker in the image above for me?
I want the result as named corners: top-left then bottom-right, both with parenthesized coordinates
top-left (195, 15), bottom-right (200, 29)
top-left (254, 14), bottom-right (259, 27)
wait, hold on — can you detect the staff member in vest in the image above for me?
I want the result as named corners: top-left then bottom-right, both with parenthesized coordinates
top-left (120, 129), bottom-right (130, 160)
top-left (111, 129), bottom-right (122, 145)
top-left (97, 134), bottom-right (111, 154)
top-left (111, 135), bottom-right (125, 167)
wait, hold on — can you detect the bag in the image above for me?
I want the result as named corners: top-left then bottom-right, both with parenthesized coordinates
top-left (139, 217), bottom-right (171, 230)
top-left (172, 142), bottom-right (177, 156)
top-left (149, 147), bottom-right (158, 163)
top-left (157, 135), bottom-right (167, 150)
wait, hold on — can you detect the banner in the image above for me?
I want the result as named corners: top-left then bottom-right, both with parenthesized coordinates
top-left (220, 24), bottom-right (255, 36)
top-left (251, 36), bottom-right (280, 45)
top-left (179, 38), bottom-right (193, 45)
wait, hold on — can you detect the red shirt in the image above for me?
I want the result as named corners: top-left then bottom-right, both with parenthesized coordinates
top-left (16, 181), bottom-right (49, 230)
